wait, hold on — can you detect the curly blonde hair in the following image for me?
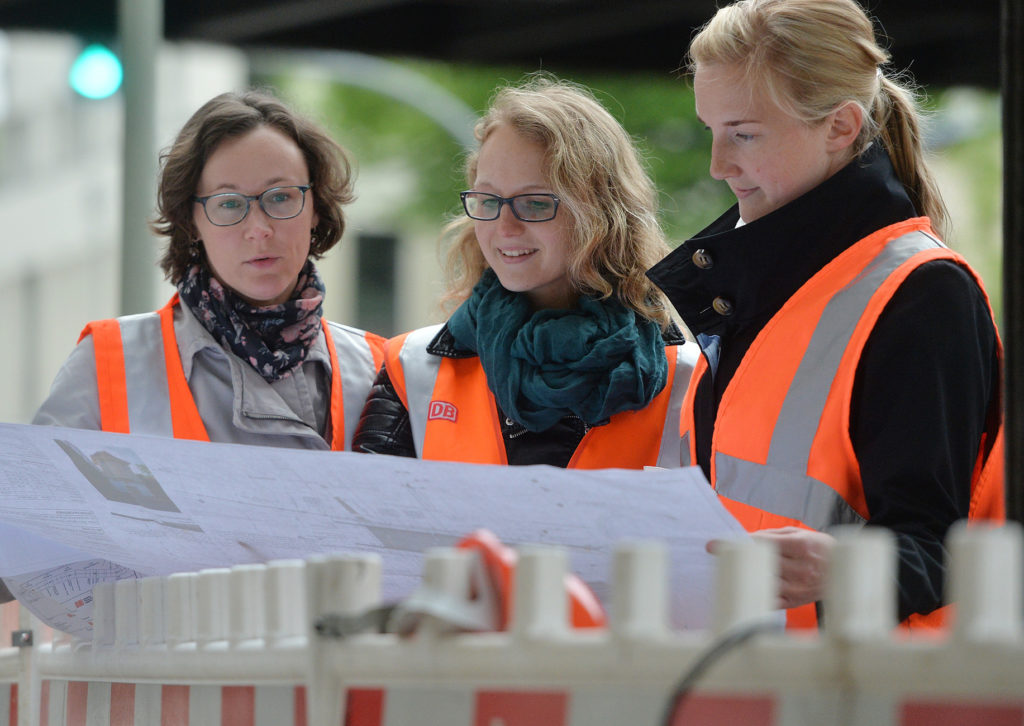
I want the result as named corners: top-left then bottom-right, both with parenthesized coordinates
top-left (689, 0), bottom-right (949, 238)
top-left (441, 75), bottom-right (674, 328)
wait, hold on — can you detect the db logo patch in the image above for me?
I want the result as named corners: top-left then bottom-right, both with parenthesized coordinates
top-left (427, 400), bottom-right (458, 422)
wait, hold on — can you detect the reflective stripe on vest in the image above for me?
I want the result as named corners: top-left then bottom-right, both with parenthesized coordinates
top-left (389, 325), bottom-right (696, 468)
top-left (83, 307), bottom-right (185, 438)
top-left (678, 352), bottom-right (706, 470)
top-left (716, 228), bottom-right (935, 528)
top-left (654, 342), bottom-right (696, 468)
top-left (395, 324), bottom-right (446, 457)
top-left (85, 296), bottom-right (382, 449)
top-left (327, 321), bottom-right (386, 451)
top-left (703, 221), bottom-right (1002, 532)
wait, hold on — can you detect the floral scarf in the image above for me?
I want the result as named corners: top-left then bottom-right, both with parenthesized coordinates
top-left (176, 260), bottom-right (325, 382)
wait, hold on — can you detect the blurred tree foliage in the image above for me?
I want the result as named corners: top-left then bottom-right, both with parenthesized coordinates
top-left (263, 59), bottom-right (734, 248)
top-left (926, 87), bottom-right (1003, 323)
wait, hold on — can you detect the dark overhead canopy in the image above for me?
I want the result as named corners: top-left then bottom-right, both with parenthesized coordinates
top-left (0, 0), bottom-right (1000, 88)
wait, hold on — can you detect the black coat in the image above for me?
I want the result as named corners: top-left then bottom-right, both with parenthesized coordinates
top-left (646, 144), bottom-right (1001, 621)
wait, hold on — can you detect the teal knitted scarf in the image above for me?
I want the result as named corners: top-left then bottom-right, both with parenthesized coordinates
top-left (447, 269), bottom-right (668, 432)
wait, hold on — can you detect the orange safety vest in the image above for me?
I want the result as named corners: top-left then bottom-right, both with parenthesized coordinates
top-left (81, 295), bottom-right (385, 449)
top-left (678, 219), bottom-right (1004, 629)
top-left (385, 325), bottom-right (696, 468)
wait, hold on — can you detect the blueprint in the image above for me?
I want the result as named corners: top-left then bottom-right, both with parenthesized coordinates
top-left (0, 423), bottom-right (747, 638)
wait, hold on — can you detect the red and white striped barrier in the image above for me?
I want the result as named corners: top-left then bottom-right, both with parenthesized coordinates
top-left (37, 682), bottom-right (306, 726)
top-left (0, 523), bottom-right (1021, 726)
top-left (0, 603), bottom-right (17, 726)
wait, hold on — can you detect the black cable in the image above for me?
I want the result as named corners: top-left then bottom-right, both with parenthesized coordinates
top-left (659, 617), bottom-right (782, 726)
top-left (314, 604), bottom-right (398, 638)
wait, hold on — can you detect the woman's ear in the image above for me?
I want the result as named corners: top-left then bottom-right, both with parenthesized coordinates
top-left (826, 101), bottom-right (863, 152)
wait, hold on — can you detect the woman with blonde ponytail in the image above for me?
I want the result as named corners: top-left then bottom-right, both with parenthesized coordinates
top-left (648, 0), bottom-right (1003, 629)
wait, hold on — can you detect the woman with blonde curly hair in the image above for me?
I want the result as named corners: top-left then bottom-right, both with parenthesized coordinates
top-left (354, 75), bottom-right (697, 468)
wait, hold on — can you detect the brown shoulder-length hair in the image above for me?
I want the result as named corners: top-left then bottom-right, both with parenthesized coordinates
top-left (154, 88), bottom-right (355, 283)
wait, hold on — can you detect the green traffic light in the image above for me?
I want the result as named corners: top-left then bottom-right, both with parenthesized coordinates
top-left (69, 44), bottom-right (123, 99)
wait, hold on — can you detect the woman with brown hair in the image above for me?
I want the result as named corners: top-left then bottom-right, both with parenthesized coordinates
top-left (34, 89), bottom-right (383, 450)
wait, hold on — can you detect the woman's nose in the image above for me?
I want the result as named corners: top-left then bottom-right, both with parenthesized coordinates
top-left (496, 203), bottom-right (524, 234)
top-left (241, 204), bottom-right (274, 237)
top-left (709, 139), bottom-right (736, 180)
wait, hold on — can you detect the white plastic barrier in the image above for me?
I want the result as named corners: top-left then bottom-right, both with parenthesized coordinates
top-left (311, 523), bottom-right (1024, 726)
top-left (0, 523), bottom-right (1020, 726)
top-left (30, 559), bottom-right (311, 726)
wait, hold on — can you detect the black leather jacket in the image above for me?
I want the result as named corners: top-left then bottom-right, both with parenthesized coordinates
top-left (352, 322), bottom-right (687, 467)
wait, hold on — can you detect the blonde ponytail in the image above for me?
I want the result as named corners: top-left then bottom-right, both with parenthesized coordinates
top-left (874, 75), bottom-right (950, 238)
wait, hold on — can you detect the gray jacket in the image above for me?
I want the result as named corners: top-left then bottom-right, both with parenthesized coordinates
top-left (33, 301), bottom-right (381, 451)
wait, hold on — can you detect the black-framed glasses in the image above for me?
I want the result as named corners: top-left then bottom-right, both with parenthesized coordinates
top-left (194, 184), bottom-right (313, 226)
top-left (460, 191), bottom-right (560, 222)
